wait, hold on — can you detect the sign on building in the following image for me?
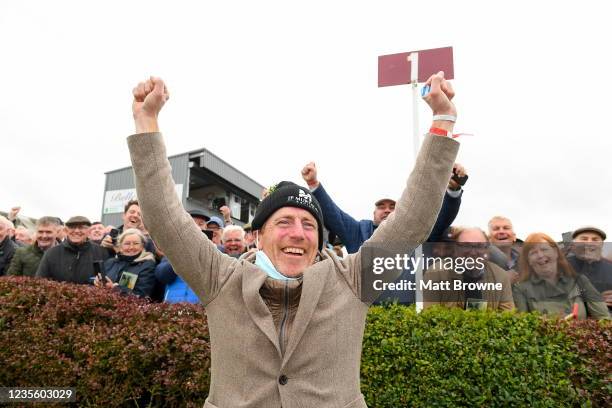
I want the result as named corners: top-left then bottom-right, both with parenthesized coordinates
top-left (103, 184), bottom-right (184, 214)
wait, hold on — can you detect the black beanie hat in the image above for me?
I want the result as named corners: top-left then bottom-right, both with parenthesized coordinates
top-left (252, 181), bottom-right (324, 250)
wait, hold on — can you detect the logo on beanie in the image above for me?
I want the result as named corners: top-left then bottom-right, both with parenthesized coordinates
top-left (299, 189), bottom-right (312, 203)
top-left (287, 189), bottom-right (318, 213)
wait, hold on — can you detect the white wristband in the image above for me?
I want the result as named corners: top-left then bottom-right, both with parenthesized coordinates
top-left (432, 114), bottom-right (456, 122)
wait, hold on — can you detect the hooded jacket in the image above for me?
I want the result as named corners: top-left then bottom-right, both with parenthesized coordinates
top-left (128, 131), bottom-right (458, 408)
top-left (104, 251), bottom-right (157, 298)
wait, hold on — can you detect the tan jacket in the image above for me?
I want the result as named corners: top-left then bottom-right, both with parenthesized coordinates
top-left (423, 261), bottom-right (515, 311)
top-left (128, 132), bottom-right (458, 408)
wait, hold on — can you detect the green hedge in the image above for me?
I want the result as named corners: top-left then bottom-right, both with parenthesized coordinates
top-left (0, 277), bottom-right (210, 407)
top-left (362, 304), bottom-right (610, 407)
top-left (1, 277), bottom-right (609, 407)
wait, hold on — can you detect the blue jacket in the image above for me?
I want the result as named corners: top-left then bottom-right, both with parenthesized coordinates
top-left (155, 256), bottom-right (201, 304)
top-left (312, 183), bottom-right (461, 254)
top-left (104, 255), bottom-right (157, 299)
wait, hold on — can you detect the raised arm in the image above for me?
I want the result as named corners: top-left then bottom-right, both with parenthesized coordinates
top-left (367, 71), bottom-right (459, 249)
top-left (345, 71), bottom-right (460, 300)
top-left (127, 77), bottom-right (235, 305)
top-left (301, 163), bottom-right (363, 252)
top-left (428, 162), bottom-right (467, 242)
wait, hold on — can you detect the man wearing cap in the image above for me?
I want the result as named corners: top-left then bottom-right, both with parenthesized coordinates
top-left (568, 226), bottom-right (612, 309)
top-left (36, 216), bottom-right (108, 284)
top-left (300, 162), bottom-right (466, 254)
top-left (206, 216), bottom-right (224, 245)
top-left (127, 73), bottom-right (459, 407)
top-left (188, 209), bottom-right (210, 230)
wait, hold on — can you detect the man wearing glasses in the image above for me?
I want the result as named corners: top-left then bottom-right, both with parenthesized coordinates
top-left (423, 227), bottom-right (515, 311)
top-left (36, 216), bottom-right (108, 284)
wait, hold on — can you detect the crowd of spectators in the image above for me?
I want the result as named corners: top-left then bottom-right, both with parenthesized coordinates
top-left (1, 187), bottom-right (609, 320)
top-left (0, 130), bottom-right (609, 321)
top-left (1, 71), bottom-right (608, 408)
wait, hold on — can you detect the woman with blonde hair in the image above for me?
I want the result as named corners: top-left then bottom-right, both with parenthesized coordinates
top-left (512, 232), bottom-right (609, 320)
top-left (94, 228), bottom-right (157, 299)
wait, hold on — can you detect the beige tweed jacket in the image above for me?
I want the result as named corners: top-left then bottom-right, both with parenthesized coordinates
top-left (128, 132), bottom-right (458, 408)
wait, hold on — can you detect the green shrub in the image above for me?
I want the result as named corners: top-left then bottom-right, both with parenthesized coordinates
top-left (1, 278), bottom-right (609, 407)
top-left (362, 304), bottom-right (610, 407)
top-left (0, 276), bottom-right (210, 407)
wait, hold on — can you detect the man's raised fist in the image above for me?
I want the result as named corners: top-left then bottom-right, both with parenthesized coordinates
top-left (301, 162), bottom-right (319, 189)
top-left (8, 206), bottom-right (21, 221)
top-left (132, 77), bottom-right (170, 133)
top-left (422, 71), bottom-right (456, 117)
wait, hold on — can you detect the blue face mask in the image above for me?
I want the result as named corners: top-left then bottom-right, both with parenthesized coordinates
top-left (255, 251), bottom-right (298, 281)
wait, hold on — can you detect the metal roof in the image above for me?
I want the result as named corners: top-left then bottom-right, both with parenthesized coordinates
top-left (106, 146), bottom-right (264, 200)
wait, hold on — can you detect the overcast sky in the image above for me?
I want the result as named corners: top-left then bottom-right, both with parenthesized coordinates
top-left (1, 1), bottom-right (610, 241)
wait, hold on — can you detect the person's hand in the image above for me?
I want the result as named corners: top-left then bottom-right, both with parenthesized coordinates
top-left (507, 270), bottom-right (520, 284)
top-left (448, 163), bottom-right (467, 191)
top-left (8, 206), bottom-right (20, 221)
top-left (104, 276), bottom-right (118, 289)
top-left (219, 206), bottom-right (232, 223)
top-left (422, 71), bottom-right (456, 117)
top-left (301, 162), bottom-right (319, 189)
top-left (100, 235), bottom-right (115, 250)
top-left (601, 290), bottom-right (612, 307)
top-left (132, 76), bottom-right (170, 133)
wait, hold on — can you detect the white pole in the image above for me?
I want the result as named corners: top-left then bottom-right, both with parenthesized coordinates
top-left (408, 53), bottom-right (424, 313)
top-left (409, 52), bottom-right (421, 158)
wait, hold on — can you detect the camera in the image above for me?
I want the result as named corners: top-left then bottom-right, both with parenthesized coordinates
top-left (212, 197), bottom-right (226, 211)
top-left (109, 228), bottom-right (120, 245)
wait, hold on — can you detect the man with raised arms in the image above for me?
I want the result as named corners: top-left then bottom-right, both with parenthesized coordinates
top-left (127, 72), bottom-right (459, 407)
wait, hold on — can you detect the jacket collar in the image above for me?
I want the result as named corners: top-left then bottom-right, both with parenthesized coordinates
top-left (281, 256), bottom-right (328, 366)
top-left (240, 249), bottom-right (331, 363)
top-left (241, 261), bottom-right (282, 357)
top-left (529, 273), bottom-right (570, 285)
top-left (62, 239), bottom-right (91, 253)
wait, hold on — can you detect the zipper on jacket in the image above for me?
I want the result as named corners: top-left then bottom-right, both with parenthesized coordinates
top-left (279, 280), bottom-right (289, 356)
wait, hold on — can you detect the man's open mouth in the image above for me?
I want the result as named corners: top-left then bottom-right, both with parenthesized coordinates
top-left (283, 247), bottom-right (305, 257)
